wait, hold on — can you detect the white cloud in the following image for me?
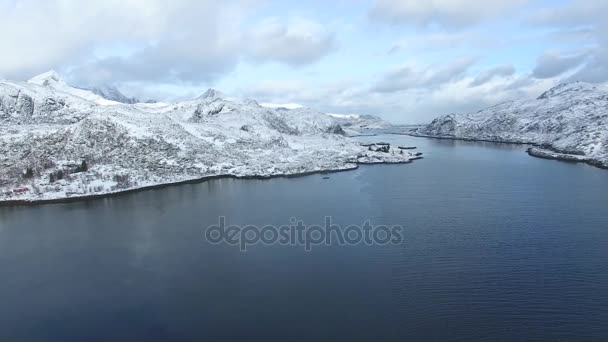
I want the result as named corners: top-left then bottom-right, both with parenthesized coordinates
top-left (0, 0), bottom-right (179, 79)
top-left (242, 69), bottom-right (550, 125)
top-left (0, 0), bottom-right (335, 84)
top-left (247, 17), bottom-right (336, 66)
top-left (373, 57), bottom-right (478, 93)
top-left (530, 0), bottom-right (607, 27)
top-left (370, 0), bottom-right (527, 28)
top-left (388, 31), bottom-right (495, 54)
top-left (532, 51), bottom-right (588, 79)
top-left (470, 65), bottom-right (516, 86)
top-left (529, 0), bottom-right (608, 83)
top-left (244, 79), bottom-right (360, 107)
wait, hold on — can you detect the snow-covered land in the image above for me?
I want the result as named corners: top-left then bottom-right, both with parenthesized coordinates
top-left (85, 85), bottom-right (139, 104)
top-left (0, 72), bottom-right (418, 204)
top-left (260, 103), bottom-right (392, 135)
top-left (327, 113), bottom-right (393, 134)
top-left (415, 82), bottom-right (608, 168)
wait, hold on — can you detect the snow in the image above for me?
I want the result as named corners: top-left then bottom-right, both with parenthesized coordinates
top-left (136, 102), bottom-right (171, 109)
top-left (86, 85), bottom-right (139, 104)
top-left (328, 113), bottom-right (360, 120)
top-left (252, 103), bottom-right (393, 135)
top-left (27, 70), bottom-right (65, 85)
top-left (329, 113), bottom-right (393, 133)
top-left (416, 81), bottom-right (608, 168)
top-left (0, 71), bottom-right (419, 204)
top-left (198, 89), bottom-right (236, 102)
top-left (28, 71), bottom-right (141, 106)
top-left (261, 103), bottom-right (305, 110)
top-left (27, 70), bottom-right (122, 106)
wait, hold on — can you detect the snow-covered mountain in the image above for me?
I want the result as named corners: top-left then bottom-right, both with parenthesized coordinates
top-left (26, 70), bottom-right (123, 106)
top-left (327, 113), bottom-right (393, 133)
top-left (0, 72), bottom-right (418, 204)
top-left (86, 85), bottom-right (139, 104)
top-left (27, 70), bottom-right (141, 104)
top-left (260, 103), bottom-right (304, 110)
top-left (415, 82), bottom-right (608, 168)
top-left (259, 103), bottom-right (392, 135)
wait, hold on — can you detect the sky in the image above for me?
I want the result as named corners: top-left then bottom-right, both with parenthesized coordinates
top-left (1, 0), bottom-right (606, 123)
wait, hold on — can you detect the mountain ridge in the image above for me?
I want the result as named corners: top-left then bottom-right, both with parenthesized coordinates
top-left (0, 71), bottom-right (419, 203)
top-left (86, 85), bottom-right (139, 104)
top-left (415, 82), bottom-right (608, 168)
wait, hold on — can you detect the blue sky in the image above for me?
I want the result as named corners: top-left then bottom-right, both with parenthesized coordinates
top-left (1, 0), bottom-right (605, 123)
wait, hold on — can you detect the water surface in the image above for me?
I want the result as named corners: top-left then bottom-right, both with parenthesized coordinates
top-left (1, 135), bottom-right (608, 341)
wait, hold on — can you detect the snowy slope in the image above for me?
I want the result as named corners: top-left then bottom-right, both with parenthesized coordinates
top-left (328, 113), bottom-right (393, 134)
top-left (260, 103), bottom-right (304, 110)
top-left (86, 85), bottom-right (139, 104)
top-left (27, 71), bottom-right (122, 106)
top-left (260, 103), bottom-right (392, 134)
top-left (416, 82), bottom-right (608, 168)
top-left (0, 73), bottom-right (419, 204)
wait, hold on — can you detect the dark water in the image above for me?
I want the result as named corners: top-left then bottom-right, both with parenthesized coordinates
top-left (2, 135), bottom-right (608, 341)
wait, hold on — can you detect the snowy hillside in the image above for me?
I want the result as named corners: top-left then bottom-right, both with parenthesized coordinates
top-left (86, 85), bottom-right (139, 104)
top-left (27, 71), bottom-right (122, 106)
top-left (328, 113), bottom-right (393, 134)
top-left (29, 71), bottom-right (140, 104)
top-left (415, 82), bottom-right (608, 168)
top-left (0, 72), bottom-right (419, 204)
top-left (260, 103), bottom-right (392, 135)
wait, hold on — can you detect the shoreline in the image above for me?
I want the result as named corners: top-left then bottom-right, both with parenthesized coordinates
top-left (407, 132), bottom-right (534, 145)
top-left (408, 132), bottom-right (608, 170)
top-left (0, 159), bottom-right (418, 208)
top-left (526, 147), bottom-right (608, 169)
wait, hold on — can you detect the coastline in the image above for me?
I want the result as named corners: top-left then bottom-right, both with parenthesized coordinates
top-left (407, 132), bottom-right (534, 145)
top-left (0, 159), bottom-right (418, 208)
top-left (407, 132), bottom-right (608, 170)
top-left (526, 147), bottom-right (608, 169)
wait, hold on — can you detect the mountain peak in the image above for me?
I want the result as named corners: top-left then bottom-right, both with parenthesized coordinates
top-left (28, 70), bottom-right (67, 86)
top-left (87, 85), bottom-right (139, 104)
top-left (537, 82), bottom-right (598, 100)
top-left (198, 88), bottom-right (229, 101)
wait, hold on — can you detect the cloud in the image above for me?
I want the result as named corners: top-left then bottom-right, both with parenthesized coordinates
top-left (369, 0), bottom-right (527, 28)
top-left (529, 0), bottom-right (608, 83)
top-left (547, 27), bottom-right (596, 43)
top-left (243, 74), bottom-right (549, 125)
top-left (388, 31), bottom-right (494, 54)
top-left (0, 0), bottom-right (335, 85)
top-left (529, 0), bottom-right (607, 27)
top-left (470, 65), bottom-right (515, 86)
top-left (68, 34), bottom-right (243, 85)
top-left (247, 59), bottom-right (544, 125)
top-left (564, 49), bottom-right (608, 83)
top-left (0, 0), bottom-right (255, 81)
top-left (373, 57), bottom-right (477, 93)
top-left (0, 0), bottom-right (167, 79)
top-left (245, 79), bottom-right (361, 108)
top-left (532, 51), bottom-right (587, 79)
top-left (247, 17), bottom-right (336, 66)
